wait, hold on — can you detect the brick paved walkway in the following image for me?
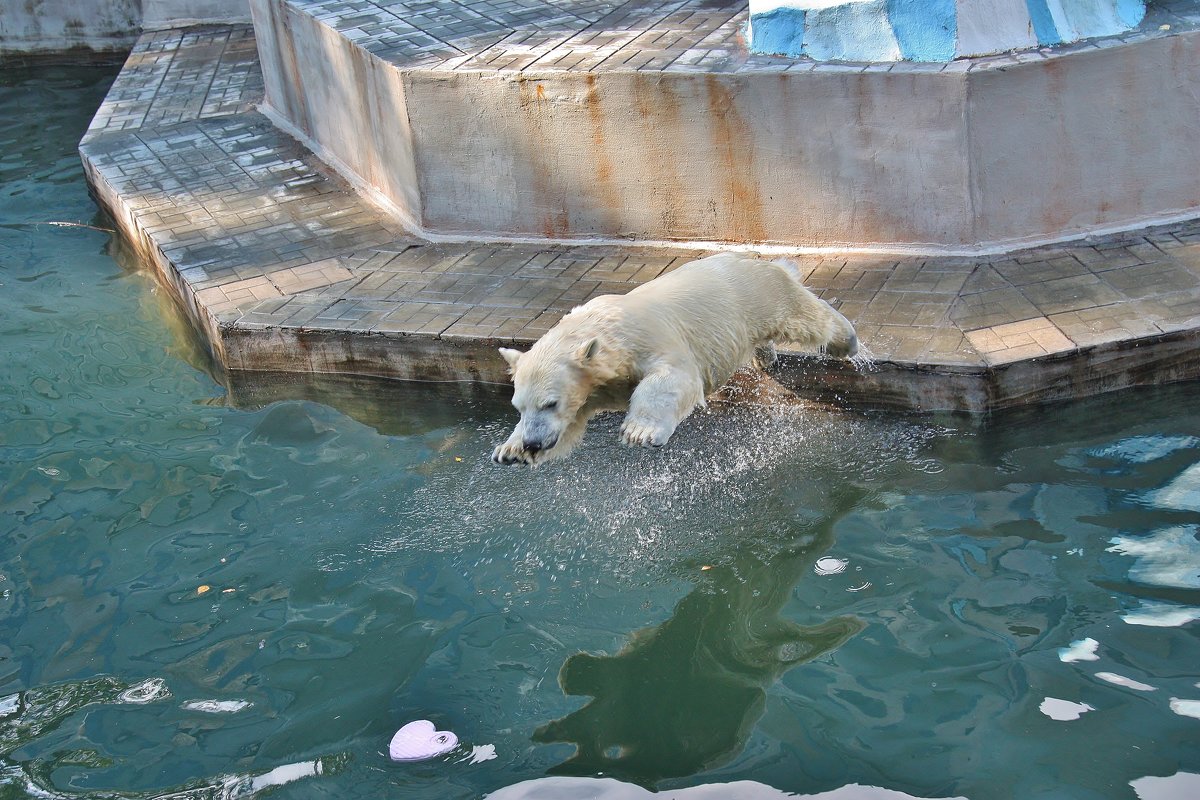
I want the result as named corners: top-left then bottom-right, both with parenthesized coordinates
top-left (290, 0), bottom-right (1200, 74)
top-left (298, 0), bottom-right (752, 73)
top-left (80, 24), bottom-right (1200, 410)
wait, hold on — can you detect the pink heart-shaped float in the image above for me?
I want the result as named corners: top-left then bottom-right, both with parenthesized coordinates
top-left (388, 719), bottom-right (459, 762)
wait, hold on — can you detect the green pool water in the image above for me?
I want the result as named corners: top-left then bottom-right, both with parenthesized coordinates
top-left (2, 65), bottom-right (1200, 800)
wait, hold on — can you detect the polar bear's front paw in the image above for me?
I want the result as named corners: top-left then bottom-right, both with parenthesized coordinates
top-left (620, 419), bottom-right (671, 448)
top-left (492, 439), bottom-right (535, 466)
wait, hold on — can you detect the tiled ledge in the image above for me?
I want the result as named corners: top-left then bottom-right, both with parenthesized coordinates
top-left (81, 25), bottom-right (1200, 412)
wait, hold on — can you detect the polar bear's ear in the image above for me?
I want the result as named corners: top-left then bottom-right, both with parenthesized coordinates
top-left (499, 347), bottom-right (523, 371)
top-left (575, 338), bottom-right (599, 364)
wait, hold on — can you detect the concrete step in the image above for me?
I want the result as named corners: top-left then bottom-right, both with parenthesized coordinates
top-left (80, 25), bottom-right (1200, 412)
top-left (249, 0), bottom-right (1200, 251)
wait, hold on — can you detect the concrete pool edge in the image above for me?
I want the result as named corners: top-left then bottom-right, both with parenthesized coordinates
top-left (79, 24), bottom-right (1200, 413)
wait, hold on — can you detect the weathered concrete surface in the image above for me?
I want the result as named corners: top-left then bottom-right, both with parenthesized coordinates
top-left (784, 327), bottom-right (1200, 410)
top-left (0, 0), bottom-right (141, 54)
top-left (251, 0), bottom-right (1200, 253)
top-left (80, 26), bottom-right (1200, 414)
top-left (969, 32), bottom-right (1200, 247)
top-left (143, 0), bottom-right (251, 29)
top-left (0, 0), bottom-right (249, 54)
top-left (401, 69), bottom-right (972, 247)
top-left (956, 0), bottom-right (1038, 55)
top-left (251, 0), bottom-right (422, 224)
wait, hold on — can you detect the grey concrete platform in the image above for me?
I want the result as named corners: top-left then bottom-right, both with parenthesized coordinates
top-left (250, 0), bottom-right (1200, 251)
top-left (81, 25), bottom-right (1200, 412)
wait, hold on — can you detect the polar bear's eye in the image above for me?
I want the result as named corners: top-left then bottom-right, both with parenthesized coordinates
top-left (540, 401), bottom-right (558, 411)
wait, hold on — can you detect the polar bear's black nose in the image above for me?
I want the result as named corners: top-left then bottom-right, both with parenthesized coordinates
top-left (524, 434), bottom-right (557, 454)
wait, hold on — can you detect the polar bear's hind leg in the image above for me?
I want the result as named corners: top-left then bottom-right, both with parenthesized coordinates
top-left (754, 341), bottom-right (778, 372)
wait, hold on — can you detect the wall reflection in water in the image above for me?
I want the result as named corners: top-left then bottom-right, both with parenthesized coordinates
top-left (535, 495), bottom-right (865, 785)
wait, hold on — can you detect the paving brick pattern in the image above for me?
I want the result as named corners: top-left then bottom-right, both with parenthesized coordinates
top-left (286, 0), bottom-right (1200, 74)
top-left (81, 22), bottom-right (1200, 385)
top-left (292, 0), bottom-right (758, 73)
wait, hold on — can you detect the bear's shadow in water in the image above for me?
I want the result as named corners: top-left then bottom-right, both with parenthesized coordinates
top-left (533, 494), bottom-right (865, 786)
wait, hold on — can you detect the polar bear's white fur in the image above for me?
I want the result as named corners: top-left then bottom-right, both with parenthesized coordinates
top-left (492, 253), bottom-right (858, 465)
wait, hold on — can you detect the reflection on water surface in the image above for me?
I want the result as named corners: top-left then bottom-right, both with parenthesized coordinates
top-left (533, 503), bottom-right (865, 785)
top-left (2, 65), bottom-right (1200, 800)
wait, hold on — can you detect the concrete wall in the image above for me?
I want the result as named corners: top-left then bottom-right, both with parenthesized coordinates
top-left (143, 0), bottom-right (250, 28)
top-left (969, 33), bottom-right (1200, 245)
top-left (0, 0), bottom-right (141, 54)
top-left (0, 0), bottom-right (248, 54)
top-left (401, 69), bottom-right (972, 247)
top-left (251, 0), bottom-right (972, 249)
top-left (251, 0), bottom-right (422, 224)
top-left (252, 0), bottom-right (1200, 252)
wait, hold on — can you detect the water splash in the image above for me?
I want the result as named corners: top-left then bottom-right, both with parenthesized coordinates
top-left (849, 342), bottom-right (879, 373)
top-left (367, 404), bottom-right (936, 585)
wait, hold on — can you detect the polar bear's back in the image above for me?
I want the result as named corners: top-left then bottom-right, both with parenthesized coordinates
top-left (602, 253), bottom-right (807, 387)
top-left (623, 253), bottom-right (804, 334)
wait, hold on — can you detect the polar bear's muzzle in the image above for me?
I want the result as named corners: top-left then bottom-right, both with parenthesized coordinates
top-left (521, 417), bottom-right (560, 454)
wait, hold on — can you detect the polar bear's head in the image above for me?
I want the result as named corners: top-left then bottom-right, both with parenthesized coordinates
top-left (497, 337), bottom-right (612, 461)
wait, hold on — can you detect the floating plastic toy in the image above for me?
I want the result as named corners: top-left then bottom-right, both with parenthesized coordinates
top-left (389, 720), bottom-right (459, 762)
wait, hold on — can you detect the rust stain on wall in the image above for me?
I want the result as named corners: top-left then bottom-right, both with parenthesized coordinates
top-left (583, 74), bottom-right (621, 232)
top-left (633, 74), bottom-right (688, 238)
top-left (705, 75), bottom-right (766, 243)
top-left (846, 75), bottom-right (884, 244)
top-left (1041, 58), bottom-right (1075, 234)
top-left (516, 79), bottom-right (569, 238)
top-left (840, 74), bottom-right (922, 245)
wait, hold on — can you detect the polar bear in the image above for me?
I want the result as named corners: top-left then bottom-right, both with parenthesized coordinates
top-left (491, 253), bottom-right (857, 465)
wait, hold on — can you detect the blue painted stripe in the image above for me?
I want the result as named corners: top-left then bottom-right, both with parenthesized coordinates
top-left (1115, 0), bottom-right (1146, 28)
top-left (887, 0), bottom-right (955, 61)
top-left (1025, 0), bottom-right (1063, 45)
top-left (748, 8), bottom-right (807, 58)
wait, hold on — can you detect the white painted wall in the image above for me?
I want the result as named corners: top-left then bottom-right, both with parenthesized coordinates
top-left (956, 0), bottom-right (1038, 57)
